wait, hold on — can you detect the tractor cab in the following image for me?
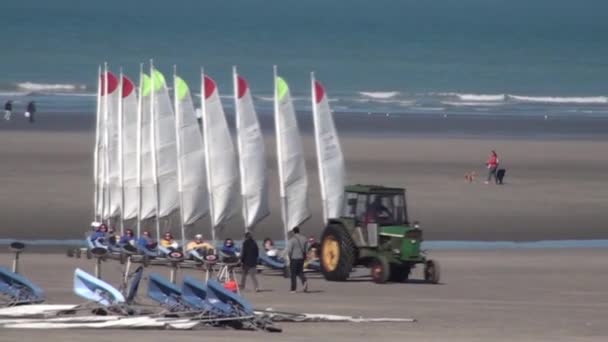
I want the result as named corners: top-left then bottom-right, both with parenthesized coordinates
top-left (341, 185), bottom-right (410, 247)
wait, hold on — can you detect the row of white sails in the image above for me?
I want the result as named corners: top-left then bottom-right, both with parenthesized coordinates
top-left (93, 62), bottom-right (345, 246)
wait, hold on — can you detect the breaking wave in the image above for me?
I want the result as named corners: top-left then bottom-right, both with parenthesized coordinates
top-left (255, 96), bottom-right (274, 102)
top-left (438, 93), bottom-right (505, 102)
top-left (442, 101), bottom-right (506, 107)
top-left (359, 91), bottom-right (400, 99)
top-left (508, 95), bottom-right (608, 104)
top-left (17, 82), bottom-right (87, 91)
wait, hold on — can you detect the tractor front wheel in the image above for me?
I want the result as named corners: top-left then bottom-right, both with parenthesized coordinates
top-left (370, 256), bottom-right (390, 284)
top-left (320, 223), bottom-right (356, 281)
top-left (424, 259), bottom-right (440, 284)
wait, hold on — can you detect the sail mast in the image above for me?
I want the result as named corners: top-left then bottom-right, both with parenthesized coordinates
top-left (150, 60), bottom-right (162, 248)
top-left (173, 65), bottom-right (187, 248)
top-left (117, 68), bottom-right (125, 235)
top-left (102, 62), bottom-right (110, 224)
top-left (136, 64), bottom-right (144, 238)
top-left (273, 65), bottom-right (289, 246)
top-left (311, 72), bottom-right (328, 224)
top-left (94, 65), bottom-right (101, 222)
top-left (233, 66), bottom-right (249, 232)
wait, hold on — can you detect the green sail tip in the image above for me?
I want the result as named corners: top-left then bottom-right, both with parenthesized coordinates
top-left (175, 76), bottom-right (189, 100)
top-left (276, 77), bottom-right (289, 100)
top-left (152, 69), bottom-right (166, 91)
top-left (141, 74), bottom-right (152, 97)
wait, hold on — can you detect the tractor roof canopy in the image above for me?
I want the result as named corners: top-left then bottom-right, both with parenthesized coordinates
top-left (345, 184), bottom-right (406, 195)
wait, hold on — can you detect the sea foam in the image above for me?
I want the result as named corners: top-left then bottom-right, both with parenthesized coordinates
top-left (508, 95), bottom-right (608, 104)
top-left (359, 91), bottom-right (400, 99)
top-left (439, 93), bottom-right (505, 102)
top-left (17, 82), bottom-right (86, 91)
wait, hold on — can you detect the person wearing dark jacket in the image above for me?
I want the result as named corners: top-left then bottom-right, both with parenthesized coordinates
top-left (240, 232), bottom-right (260, 292)
top-left (4, 100), bottom-right (12, 121)
top-left (25, 101), bottom-right (36, 123)
top-left (286, 226), bottom-right (309, 293)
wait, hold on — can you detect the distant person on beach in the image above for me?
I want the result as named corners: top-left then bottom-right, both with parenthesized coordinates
top-left (107, 226), bottom-right (120, 246)
top-left (119, 229), bottom-right (136, 246)
top-left (4, 100), bottom-right (12, 120)
top-left (263, 238), bottom-right (280, 259)
top-left (286, 226), bottom-right (309, 293)
top-left (90, 224), bottom-right (108, 247)
top-left (138, 231), bottom-right (157, 250)
top-left (159, 232), bottom-right (179, 253)
top-left (485, 150), bottom-right (499, 184)
top-left (365, 196), bottom-right (392, 224)
top-left (221, 238), bottom-right (240, 256)
top-left (240, 232), bottom-right (260, 292)
top-left (307, 236), bottom-right (320, 256)
top-left (186, 234), bottom-right (214, 259)
top-left (25, 101), bottom-right (36, 123)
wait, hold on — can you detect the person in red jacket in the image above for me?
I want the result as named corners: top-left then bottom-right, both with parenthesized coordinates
top-left (485, 150), bottom-right (499, 184)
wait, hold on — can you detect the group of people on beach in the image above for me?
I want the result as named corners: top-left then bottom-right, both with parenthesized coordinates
top-left (89, 223), bottom-right (319, 293)
top-left (465, 150), bottom-right (506, 185)
top-left (4, 100), bottom-right (36, 123)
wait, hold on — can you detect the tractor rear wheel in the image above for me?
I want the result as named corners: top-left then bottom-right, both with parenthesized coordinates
top-left (370, 256), bottom-right (390, 284)
top-left (320, 223), bottom-right (356, 281)
top-left (389, 264), bottom-right (410, 283)
top-left (424, 259), bottom-right (440, 284)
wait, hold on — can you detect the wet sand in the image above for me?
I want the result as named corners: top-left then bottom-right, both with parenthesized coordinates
top-left (1, 249), bottom-right (607, 341)
top-left (0, 113), bottom-right (607, 242)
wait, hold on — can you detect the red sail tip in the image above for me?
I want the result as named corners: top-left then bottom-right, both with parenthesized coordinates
top-left (314, 81), bottom-right (325, 104)
top-left (121, 76), bottom-right (134, 98)
top-left (204, 76), bottom-right (216, 99)
top-left (100, 72), bottom-right (119, 95)
top-left (237, 76), bottom-right (248, 99)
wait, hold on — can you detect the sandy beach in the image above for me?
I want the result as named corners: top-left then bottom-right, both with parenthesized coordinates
top-left (0, 113), bottom-right (607, 242)
top-left (1, 249), bottom-right (607, 341)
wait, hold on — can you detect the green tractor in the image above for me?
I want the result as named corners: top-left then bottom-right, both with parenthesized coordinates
top-left (320, 184), bottom-right (440, 284)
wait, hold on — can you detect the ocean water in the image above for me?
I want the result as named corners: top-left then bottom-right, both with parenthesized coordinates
top-left (1, 0), bottom-right (608, 116)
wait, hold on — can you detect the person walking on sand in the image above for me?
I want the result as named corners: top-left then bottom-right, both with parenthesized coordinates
top-left (286, 226), bottom-right (309, 293)
top-left (485, 150), bottom-right (499, 184)
top-left (25, 101), bottom-right (36, 123)
top-left (4, 100), bottom-right (12, 121)
top-left (240, 232), bottom-right (260, 292)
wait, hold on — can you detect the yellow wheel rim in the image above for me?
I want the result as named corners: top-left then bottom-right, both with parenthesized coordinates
top-left (322, 236), bottom-right (340, 272)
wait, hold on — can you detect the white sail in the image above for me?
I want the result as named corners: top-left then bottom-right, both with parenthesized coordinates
top-left (120, 75), bottom-right (138, 220)
top-left (312, 74), bottom-right (345, 222)
top-left (138, 73), bottom-right (156, 220)
top-left (96, 68), bottom-right (120, 220)
top-left (201, 73), bottom-right (239, 237)
top-left (106, 71), bottom-right (122, 220)
top-left (234, 67), bottom-right (269, 230)
top-left (273, 67), bottom-right (311, 242)
top-left (174, 74), bottom-right (209, 226)
top-left (150, 68), bottom-right (179, 218)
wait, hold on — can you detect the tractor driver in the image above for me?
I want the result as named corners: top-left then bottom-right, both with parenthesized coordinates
top-left (364, 196), bottom-right (393, 225)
